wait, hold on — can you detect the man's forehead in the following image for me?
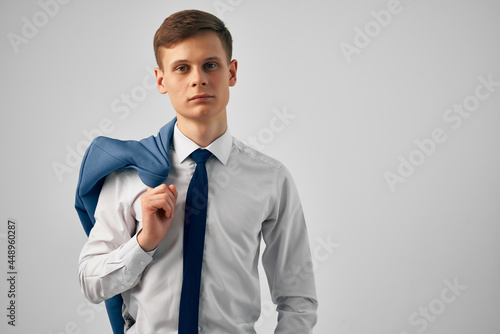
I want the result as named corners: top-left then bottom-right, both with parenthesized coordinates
top-left (169, 56), bottom-right (224, 65)
top-left (159, 31), bottom-right (228, 64)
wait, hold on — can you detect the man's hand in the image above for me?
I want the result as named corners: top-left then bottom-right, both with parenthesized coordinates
top-left (138, 184), bottom-right (178, 251)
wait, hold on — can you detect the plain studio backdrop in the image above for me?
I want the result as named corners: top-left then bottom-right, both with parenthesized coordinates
top-left (1, 0), bottom-right (500, 333)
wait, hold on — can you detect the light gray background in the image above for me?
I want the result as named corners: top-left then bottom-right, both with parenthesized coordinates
top-left (1, 0), bottom-right (500, 333)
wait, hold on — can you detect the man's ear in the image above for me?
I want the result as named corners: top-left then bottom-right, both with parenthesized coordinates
top-left (228, 59), bottom-right (238, 87)
top-left (155, 67), bottom-right (168, 94)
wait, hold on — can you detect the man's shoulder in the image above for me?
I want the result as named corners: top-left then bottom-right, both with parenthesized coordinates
top-left (107, 167), bottom-right (140, 180)
top-left (104, 167), bottom-right (144, 193)
top-left (230, 136), bottom-right (283, 171)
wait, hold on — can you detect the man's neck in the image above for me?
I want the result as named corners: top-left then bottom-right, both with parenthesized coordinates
top-left (176, 113), bottom-right (228, 147)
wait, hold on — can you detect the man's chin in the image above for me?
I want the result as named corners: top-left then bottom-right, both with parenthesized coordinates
top-left (176, 108), bottom-right (225, 123)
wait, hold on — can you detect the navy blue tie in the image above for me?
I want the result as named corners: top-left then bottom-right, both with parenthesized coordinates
top-left (179, 148), bottom-right (212, 334)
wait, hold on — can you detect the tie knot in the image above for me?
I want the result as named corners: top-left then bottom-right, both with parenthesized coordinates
top-left (190, 148), bottom-right (212, 164)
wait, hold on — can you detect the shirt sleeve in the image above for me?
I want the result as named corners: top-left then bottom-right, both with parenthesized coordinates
top-left (78, 169), bottom-right (155, 304)
top-left (261, 164), bottom-right (318, 333)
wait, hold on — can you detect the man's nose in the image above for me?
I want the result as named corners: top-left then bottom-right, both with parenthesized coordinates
top-left (190, 67), bottom-right (207, 87)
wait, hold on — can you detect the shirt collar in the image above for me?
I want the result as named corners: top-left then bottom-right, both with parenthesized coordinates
top-left (173, 121), bottom-right (232, 165)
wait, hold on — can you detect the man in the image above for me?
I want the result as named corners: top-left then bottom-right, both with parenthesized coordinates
top-left (78, 9), bottom-right (317, 333)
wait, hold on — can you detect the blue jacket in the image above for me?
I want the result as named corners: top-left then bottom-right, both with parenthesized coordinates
top-left (75, 117), bottom-right (177, 333)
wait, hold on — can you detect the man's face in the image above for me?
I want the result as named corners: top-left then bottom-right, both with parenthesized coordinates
top-left (155, 31), bottom-right (237, 125)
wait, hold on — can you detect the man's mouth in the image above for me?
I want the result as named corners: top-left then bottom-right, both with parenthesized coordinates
top-left (189, 94), bottom-right (213, 101)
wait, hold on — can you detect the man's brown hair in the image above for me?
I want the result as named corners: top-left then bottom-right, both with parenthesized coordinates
top-left (153, 9), bottom-right (233, 69)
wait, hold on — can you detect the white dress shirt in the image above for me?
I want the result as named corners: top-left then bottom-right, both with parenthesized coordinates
top-left (78, 123), bottom-right (318, 333)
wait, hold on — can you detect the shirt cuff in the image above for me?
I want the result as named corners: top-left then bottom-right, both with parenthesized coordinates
top-left (117, 234), bottom-right (156, 276)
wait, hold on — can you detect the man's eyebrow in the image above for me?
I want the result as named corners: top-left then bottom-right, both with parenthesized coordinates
top-left (204, 56), bottom-right (223, 62)
top-left (169, 56), bottom-right (223, 66)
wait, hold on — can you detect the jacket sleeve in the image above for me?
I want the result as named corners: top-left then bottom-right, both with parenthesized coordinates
top-left (261, 165), bottom-right (318, 333)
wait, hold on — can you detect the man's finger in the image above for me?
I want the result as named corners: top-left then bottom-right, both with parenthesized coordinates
top-left (168, 184), bottom-right (178, 199)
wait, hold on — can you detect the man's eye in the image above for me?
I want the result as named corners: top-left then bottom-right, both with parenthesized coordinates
top-left (205, 63), bottom-right (217, 69)
top-left (175, 66), bottom-right (188, 71)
